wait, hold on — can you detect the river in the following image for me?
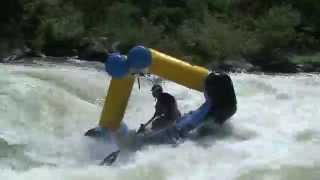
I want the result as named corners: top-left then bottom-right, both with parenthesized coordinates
top-left (0, 60), bottom-right (319, 180)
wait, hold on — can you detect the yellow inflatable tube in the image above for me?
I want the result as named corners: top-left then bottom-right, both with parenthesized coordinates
top-left (99, 76), bottom-right (134, 130)
top-left (149, 49), bottom-right (209, 92)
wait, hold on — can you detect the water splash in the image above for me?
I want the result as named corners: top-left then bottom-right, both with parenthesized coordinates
top-left (0, 63), bottom-right (319, 180)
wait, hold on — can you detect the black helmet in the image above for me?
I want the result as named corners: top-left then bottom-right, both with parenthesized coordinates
top-left (151, 84), bottom-right (163, 93)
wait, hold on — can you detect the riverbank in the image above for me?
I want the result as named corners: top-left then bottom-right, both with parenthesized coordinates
top-left (2, 49), bottom-right (320, 74)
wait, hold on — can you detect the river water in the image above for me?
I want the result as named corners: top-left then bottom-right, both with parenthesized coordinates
top-left (0, 60), bottom-right (319, 180)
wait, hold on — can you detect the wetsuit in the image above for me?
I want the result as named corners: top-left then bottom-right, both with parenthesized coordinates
top-left (151, 92), bottom-right (181, 131)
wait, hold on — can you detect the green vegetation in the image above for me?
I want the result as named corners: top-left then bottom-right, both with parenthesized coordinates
top-left (291, 53), bottom-right (320, 65)
top-left (1, 0), bottom-right (320, 64)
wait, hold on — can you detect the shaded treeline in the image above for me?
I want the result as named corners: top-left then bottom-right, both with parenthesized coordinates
top-left (1, 0), bottom-right (320, 64)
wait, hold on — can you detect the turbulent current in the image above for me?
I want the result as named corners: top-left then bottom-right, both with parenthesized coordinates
top-left (0, 60), bottom-right (319, 180)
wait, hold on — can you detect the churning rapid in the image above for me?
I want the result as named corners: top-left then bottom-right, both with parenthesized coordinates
top-left (0, 60), bottom-right (319, 180)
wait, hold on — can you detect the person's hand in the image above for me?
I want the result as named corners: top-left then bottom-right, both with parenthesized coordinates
top-left (136, 124), bottom-right (146, 134)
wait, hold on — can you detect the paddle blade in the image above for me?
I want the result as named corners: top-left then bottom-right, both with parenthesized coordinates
top-left (100, 150), bottom-right (120, 166)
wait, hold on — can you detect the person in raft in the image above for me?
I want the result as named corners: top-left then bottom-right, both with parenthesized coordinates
top-left (136, 84), bottom-right (181, 134)
top-left (136, 72), bottom-right (237, 145)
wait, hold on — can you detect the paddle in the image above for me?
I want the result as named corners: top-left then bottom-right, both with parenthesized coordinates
top-left (84, 127), bottom-right (121, 166)
top-left (99, 130), bottom-right (121, 166)
top-left (136, 114), bottom-right (164, 134)
top-left (99, 114), bottom-right (164, 165)
top-left (100, 150), bottom-right (120, 166)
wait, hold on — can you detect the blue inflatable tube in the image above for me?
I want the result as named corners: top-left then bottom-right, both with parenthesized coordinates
top-left (176, 101), bottom-right (212, 133)
top-left (105, 53), bottom-right (130, 78)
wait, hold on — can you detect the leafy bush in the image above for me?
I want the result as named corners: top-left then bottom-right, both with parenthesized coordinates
top-left (207, 0), bottom-right (235, 13)
top-left (289, 0), bottom-right (320, 34)
top-left (45, 6), bottom-right (84, 41)
top-left (254, 5), bottom-right (301, 52)
top-left (291, 53), bottom-right (320, 64)
top-left (178, 14), bottom-right (247, 63)
top-left (1, 0), bottom-right (320, 65)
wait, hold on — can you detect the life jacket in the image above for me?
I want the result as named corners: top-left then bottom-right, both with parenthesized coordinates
top-left (204, 72), bottom-right (237, 124)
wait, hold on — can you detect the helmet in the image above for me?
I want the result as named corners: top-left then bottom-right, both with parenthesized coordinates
top-left (151, 84), bottom-right (163, 94)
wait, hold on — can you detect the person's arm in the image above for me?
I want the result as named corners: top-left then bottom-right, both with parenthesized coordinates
top-left (137, 112), bottom-right (165, 134)
top-left (136, 102), bottom-right (165, 134)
